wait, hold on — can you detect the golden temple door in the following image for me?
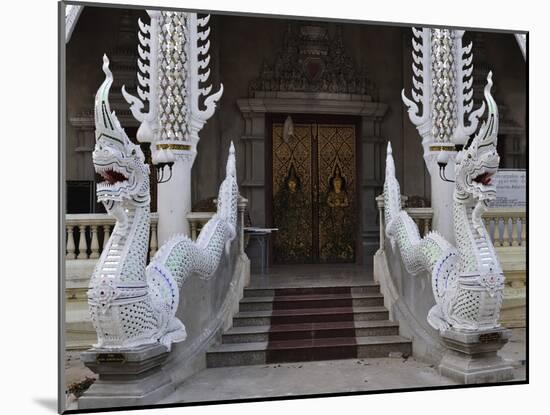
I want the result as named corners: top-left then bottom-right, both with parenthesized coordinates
top-left (270, 119), bottom-right (358, 264)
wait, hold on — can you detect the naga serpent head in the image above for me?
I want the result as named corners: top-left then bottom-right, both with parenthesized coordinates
top-left (454, 72), bottom-right (500, 232)
top-left (93, 55), bottom-right (150, 212)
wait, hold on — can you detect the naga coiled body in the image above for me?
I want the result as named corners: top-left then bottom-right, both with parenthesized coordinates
top-left (384, 73), bottom-right (504, 332)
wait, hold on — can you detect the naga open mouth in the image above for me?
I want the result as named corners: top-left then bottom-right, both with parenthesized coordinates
top-left (97, 169), bottom-right (129, 185)
top-left (473, 171), bottom-right (494, 186)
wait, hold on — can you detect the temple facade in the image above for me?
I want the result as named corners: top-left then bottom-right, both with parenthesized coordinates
top-left (62, 5), bottom-right (527, 411)
top-left (65, 7), bottom-right (526, 262)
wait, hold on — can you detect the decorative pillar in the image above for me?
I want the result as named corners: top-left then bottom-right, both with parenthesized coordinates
top-left (402, 28), bottom-right (486, 243)
top-left (123, 11), bottom-right (223, 245)
top-left (156, 147), bottom-right (196, 241)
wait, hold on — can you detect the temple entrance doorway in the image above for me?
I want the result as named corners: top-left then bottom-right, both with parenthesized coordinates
top-left (268, 114), bottom-right (360, 264)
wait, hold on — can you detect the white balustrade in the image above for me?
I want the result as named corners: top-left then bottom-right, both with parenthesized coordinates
top-left (66, 213), bottom-right (158, 260)
top-left (375, 195), bottom-right (526, 247)
top-left (186, 212), bottom-right (215, 241)
top-left (484, 208), bottom-right (527, 247)
top-left (65, 212), bottom-right (222, 260)
top-left (405, 207), bottom-right (434, 238)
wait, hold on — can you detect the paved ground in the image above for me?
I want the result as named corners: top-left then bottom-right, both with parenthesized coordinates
top-left (160, 356), bottom-right (457, 404)
top-left (64, 349), bottom-right (98, 410)
top-left (64, 327), bottom-right (526, 409)
top-left (64, 349), bottom-right (97, 388)
top-left (159, 327), bottom-right (526, 404)
top-left (249, 264), bottom-right (374, 288)
top-left (65, 265), bottom-right (526, 409)
top-left (500, 327), bottom-right (527, 380)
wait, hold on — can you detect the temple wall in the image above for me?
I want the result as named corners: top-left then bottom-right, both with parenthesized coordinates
top-left (374, 243), bottom-right (446, 365)
top-left (163, 239), bottom-right (251, 386)
top-left (65, 7), bottom-right (526, 216)
top-left (482, 32), bottom-right (526, 129)
top-left (193, 15), bottom-right (289, 205)
top-left (193, 17), bottom-right (422, 206)
top-left (65, 7), bottom-right (120, 181)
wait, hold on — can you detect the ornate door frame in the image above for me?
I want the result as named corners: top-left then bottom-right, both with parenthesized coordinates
top-left (237, 92), bottom-right (388, 262)
top-left (266, 113), bottom-right (362, 264)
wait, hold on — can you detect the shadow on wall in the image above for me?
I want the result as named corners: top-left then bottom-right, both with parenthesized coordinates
top-left (374, 239), bottom-right (446, 365)
top-left (162, 237), bottom-right (250, 386)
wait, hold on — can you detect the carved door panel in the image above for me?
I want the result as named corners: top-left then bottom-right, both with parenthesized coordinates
top-left (317, 124), bottom-right (356, 262)
top-left (271, 122), bottom-right (356, 263)
top-left (272, 124), bottom-right (314, 263)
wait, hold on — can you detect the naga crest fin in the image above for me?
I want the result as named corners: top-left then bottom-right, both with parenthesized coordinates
top-left (226, 141), bottom-right (236, 178)
top-left (383, 140), bottom-right (403, 236)
top-left (386, 141), bottom-right (395, 178)
top-left (94, 54), bottom-right (132, 150)
top-left (465, 71), bottom-right (499, 155)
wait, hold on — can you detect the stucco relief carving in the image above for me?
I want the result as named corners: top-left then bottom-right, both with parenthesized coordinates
top-left (249, 23), bottom-right (377, 97)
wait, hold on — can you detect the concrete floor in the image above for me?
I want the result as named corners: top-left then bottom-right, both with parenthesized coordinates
top-left (159, 356), bottom-right (457, 404)
top-left (249, 263), bottom-right (374, 288)
top-left (65, 265), bottom-right (526, 407)
top-left (64, 327), bottom-right (525, 409)
top-left (159, 328), bottom-right (526, 404)
top-left (500, 328), bottom-right (527, 378)
top-left (64, 349), bottom-right (97, 388)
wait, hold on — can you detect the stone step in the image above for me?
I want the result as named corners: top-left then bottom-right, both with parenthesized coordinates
top-left (206, 335), bottom-right (412, 368)
top-left (239, 292), bottom-right (384, 311)
top-left (222, 320), bottom-right (400, 343)
top-left (232, 306), bottom-right (389, 327)
top-left (243, 283), bottom-right (380, 298)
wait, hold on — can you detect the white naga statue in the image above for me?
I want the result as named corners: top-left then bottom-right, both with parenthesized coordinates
top-left (384, 73), bottom-right (504, 332)
top-left (87, 56), bottom-right (238, 350)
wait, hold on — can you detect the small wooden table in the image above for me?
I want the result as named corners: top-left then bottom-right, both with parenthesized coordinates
top-left (244, 227), bottom-right (278, 274)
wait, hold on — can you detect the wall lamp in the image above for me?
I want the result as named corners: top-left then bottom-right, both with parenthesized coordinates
top-left (152, 148), bottom-right (176, 184)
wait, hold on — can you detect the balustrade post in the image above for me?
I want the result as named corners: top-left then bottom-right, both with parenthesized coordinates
top-left (149, 222), bottom-right (158, 258)
top-left (512, 217), bottom-right (520, 247)
top-left (191, 221), bottom-right (198, 241)
top-left (502, 217), bottom-right (511, 247)
top-left (77, 224), bottom-right (88, 259)
top-left (521, 217), bottom-right (526, 246)
top-left (103, 225), bottom-right (111, 250)
top-left (238, 195), bottom-right (248, 255)
top-left (492, 217), bottom-right (500, 246)
top-left (423, 219), bottom-right (430, 237)
top-left (66, 225), bottom-right (76, 259)
top-left (90, 225), bottom-right (100, 259)
top-left (376, 195), bottom-right (385, 251)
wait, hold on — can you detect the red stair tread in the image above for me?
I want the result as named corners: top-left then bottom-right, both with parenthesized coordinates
top-left (242, 293), bottom-right (383, 302)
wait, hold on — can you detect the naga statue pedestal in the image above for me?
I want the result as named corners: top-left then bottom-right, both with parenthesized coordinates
top-left (438, 328), bottom-right (514, 384)
top-left (78, 344), bottom-right (174, 409)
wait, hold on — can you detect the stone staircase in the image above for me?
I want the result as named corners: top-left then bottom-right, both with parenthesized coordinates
top-left (207, 282), bottom-right (412, 367)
